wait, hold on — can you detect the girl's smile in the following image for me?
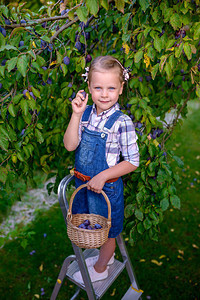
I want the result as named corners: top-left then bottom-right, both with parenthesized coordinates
top-left (88, 69), bottom-right (124, 115)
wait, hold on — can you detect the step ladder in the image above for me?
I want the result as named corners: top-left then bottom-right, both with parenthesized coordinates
top-left (50, 175), bottom-right (143, 300)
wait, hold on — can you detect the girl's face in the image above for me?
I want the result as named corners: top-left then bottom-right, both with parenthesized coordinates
top-left (88, 69), bottom-right (124, 115)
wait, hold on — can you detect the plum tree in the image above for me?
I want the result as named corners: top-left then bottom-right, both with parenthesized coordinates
top-left (0, 0), bottom-right (199, 244)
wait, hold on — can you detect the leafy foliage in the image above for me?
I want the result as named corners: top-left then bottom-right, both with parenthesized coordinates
top-left (0, 0), bottom-right (199, 244)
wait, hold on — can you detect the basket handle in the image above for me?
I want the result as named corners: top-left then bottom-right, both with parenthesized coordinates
top-left (67, 183), bottom-right (111, 223)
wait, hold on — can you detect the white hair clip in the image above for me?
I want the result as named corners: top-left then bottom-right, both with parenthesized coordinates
top-left (82, 66), bottom-right (89, 82)
top-left (123, 68), bottom-right (130, 81)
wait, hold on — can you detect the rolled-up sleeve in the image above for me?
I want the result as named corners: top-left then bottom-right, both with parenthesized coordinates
top-left (118, 116), bottom-right (140, 167)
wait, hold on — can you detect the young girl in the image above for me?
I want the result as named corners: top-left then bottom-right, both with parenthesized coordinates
top-left (64, 55), bottom-right (139, 284)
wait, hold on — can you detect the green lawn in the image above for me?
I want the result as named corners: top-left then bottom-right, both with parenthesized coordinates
top-left (0, 102), bottom-right (199, 300)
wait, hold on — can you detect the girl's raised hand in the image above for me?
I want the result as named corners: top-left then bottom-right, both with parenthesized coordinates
top-left (71, 90), bottom-right (88, 115)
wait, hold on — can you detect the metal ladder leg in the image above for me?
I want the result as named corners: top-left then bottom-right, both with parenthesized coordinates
top-left (71, 243), bottom-right (97, 300)
top-left (117, 234), bottom-right (142, 299)
top-left (50, 255), bottom-right (78, 300)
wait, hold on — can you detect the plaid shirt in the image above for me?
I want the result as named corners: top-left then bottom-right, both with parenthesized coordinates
top-left (78, 103), bottom-right (139, 168)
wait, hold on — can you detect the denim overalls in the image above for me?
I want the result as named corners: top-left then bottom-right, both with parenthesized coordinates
top-left (72, 105), bottom-right (124, 238)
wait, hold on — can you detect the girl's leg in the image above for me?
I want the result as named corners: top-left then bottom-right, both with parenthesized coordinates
top-left (94, 238), bottom-right (116, 273)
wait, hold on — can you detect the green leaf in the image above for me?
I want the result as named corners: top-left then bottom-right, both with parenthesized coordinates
top-left (196, 84), bottom-right (200, 98)
top-left (136, 191), bottom-right (144, 205)
top-left (149, 228), bottom-right (158, 242)
top-left (20, 99), bottom-right (29, 116)
top-left (168, 185), bottom-right (176, 195)
top-left (173, 155), bottom-right (184, 168)
top-left (183, 42), bottom-right (192, 60)
top-left (0, 167), bottom-right (8, 183)
top-left (134, 49), bottom-right (143, 63)
top-left (137, 222), bottom-right (145, 234)
top-left (6, 57), bottom-right (18, 72)
top-left (151, 63), bottom-right (159, 80)
top-left (8, 103), bottom-right (16, 117)
top-left (135, 208), bottom-right (144, 221)
top-left (175, 43), bottom-right (183, 58)
top-left (40, 35), bottom-right (50, 43)
top-left (0, 34), bottom-right (5, 47)
top-left (35, 129), bottom-right (44, 144)
top-left (154, 36), bottom-right (162, 52)
top-left (17, 55), bottom-right (27, 77)
top-left (0, 126), bottom-right (10, 140)
top-left (100, 0), bottom-right (109, 10)
top-left (36, 55), bottom-right (46, 67)
top-left (170, 195), bottom-right (181, 209)
top-left (143, 217), bottom-right (152, 230)
top-left (135, 108), bottom-right (142, 120)
top-left (193, 23), bottom-right (200, 40)
top-left (21, 239), bottom-right (28, 249)
top-left (124, 204), bottom-right (134, 218)
top-left (28, 98), bottom-right (36, 110)
top-left (170, 13), bottom-right (182, 30)
top-left (0, 5), bottom-right (9, 18)
top-left (157, 169), bottom-right (166, 183)
top-left (152, 8), bottom-right (160, 23)
top-left (160, 198), bottom-right (169, 211)
top-left (76, 6), bottom-right (88, 23)
top-left (13, 94), bottom-right (23, 104)
top-left (159, 54), bottom-right (168, 72)
top-left (139, 0), bottom-right (150, 12)
top-left (0, 135), bottom-right (9, 151)
top-left (164, 62), bottom-right (172, 81)
top-left (0, 66), bottom-right (5, 77)
top-left (86, 0), bottom-right (99, 15)
top-left (115, 0), bottom-right (125, 13)
top-left (31, 86), bottom-right (40, 98)
top-left (166, 39), bottom-right (176, 50)
top-left (0, 45), bottom-right (18, 52)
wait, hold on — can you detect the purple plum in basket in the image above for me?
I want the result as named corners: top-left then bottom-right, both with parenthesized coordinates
top-left (87, 225), bottom-right (93, 230)
top-left (78, 223), bottom-right (86, 229)
top-left (94, 224), bottom-right (102, 229)
top-left (83, 219), bottom-right (90, 226)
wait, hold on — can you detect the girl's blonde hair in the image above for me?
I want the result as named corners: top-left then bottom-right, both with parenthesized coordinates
top-left (88, 56), bottom-right (124, 83)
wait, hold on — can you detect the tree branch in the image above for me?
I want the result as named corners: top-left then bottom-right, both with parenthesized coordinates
top-left (5, 4), bottom-right (82, 28)
top-left (0, 88), bottom-right (14, 102)
top-left (50, 16), bottom-right (79, 43)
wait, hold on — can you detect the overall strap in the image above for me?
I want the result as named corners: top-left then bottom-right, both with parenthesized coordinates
top-left (82, 105), bottom-right (93, 122)
top-left (104, 110), bottom-right (124, 130)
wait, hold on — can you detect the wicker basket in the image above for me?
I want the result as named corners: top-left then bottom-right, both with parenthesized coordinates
top-left (67, 184), bottom-right (111, 249)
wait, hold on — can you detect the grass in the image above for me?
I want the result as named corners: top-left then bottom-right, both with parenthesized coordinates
top-left (0, 101), bottom-right (199, 300)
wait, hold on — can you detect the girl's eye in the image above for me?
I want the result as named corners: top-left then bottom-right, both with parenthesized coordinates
top-left (95, 87), bottom-right (101, 90)
top-left (109, 87), bottom-right (115, 90)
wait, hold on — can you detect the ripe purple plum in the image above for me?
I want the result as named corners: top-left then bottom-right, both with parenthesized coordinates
top-left (63, 56), bottom-right (70, 65)
top-left (86, 54), bottom-right (92, 63)
top-left (81, 91), bottom-right (86, 99)
top-left (19, 41), bottom-right (24, 47)
top-left (94, 224), bottom-right (102, 229)
top-left (1, 28), bottom-right (6, 37)
top-left (75, 41), bottom-right (82, 52)
top-left (78, 223), bottom-right (86, 229)
top-left (47, 78), bottom-right (52, 84)
top-left (83, 219), bottom-right (90, 226)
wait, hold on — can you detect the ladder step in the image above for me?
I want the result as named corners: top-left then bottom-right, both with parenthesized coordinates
top-left (66, 249), bottom-right (126, 299)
